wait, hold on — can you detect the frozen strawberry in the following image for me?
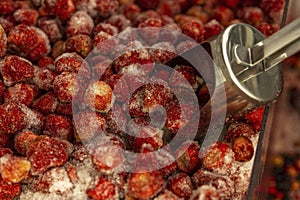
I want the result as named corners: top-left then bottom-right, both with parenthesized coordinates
top-left (170, 65), bottom-right (203, 91)
top-left (53, 72), bottom-right (79, 103)
top-left (193, 169), bottom-right (235, 198)
top-left (237, 7), bottom-right (264, 26)
top-left (0, 176), bottom-right (21, 200)
top-left (13, 8), bottom-right (39, 25)
top-left (120, 65), bottom-right (153, 92)
top-left (156, 0), bottom-right (182, 17)
top-left (211, 6), bottom-right (234, 26)
top-left (27, 135), bottom-right (73, 175)
top-left (135, 0), bottom-right (160, 10)
top-left (106, 14), bottom-right (131, 32)
top-left (0, 0), bottom-right (16, 15)
top-left (201, 142), bottom-right (234, 174)
top-left (33, 167), bottom-right (73, 193)
top-left (128, 170), bottom-right (164, 199)
top-left (93, 31), bottom-right (117, 55)
top-left (256, 22), bottom-right (280, 37)
top-left (191, 185), bottom-right (220, 200)
top-left (204, 19), bottom-right (224, 40)
top-left (232, 136), bottom-right (254, 162)
top-left (42, 0), bottom-right (75, 21)
top-left (175, 140), bottom-right (201, 174)
top-left (151, 42), bottom-right (177, 64)
top-left (167, 173), bottom-right (193, 199)
top-left (66, 11), bottom-right (94, 37)
top-left (260, 0), bottom-right (285, 24)
top-left (43, 114), bottom-right (73, 141)
top-left (165, 101), bottom-right (197, 134)
top-left (37, 17), bottom-right (62, 43)
top-left (122, 3), bottom-right (141, 21)
top-left (86, 175), bottom-right (118, 200)
top-left (0, 55), bottom-right (34, 86)
top-left (14, 130), bottom-right (38, 155)
top-left (0, 154), bottom-right (31, 183)
top-left (32, 92), bottom-right (58, 115)
top-left (0, 102), bottom-right (27, 135)
top-left (113, 48), bottom-right (154, 74)
top-left (133, 126), bottom-right (164, 152)
top-left (96, 0), bottom-right (119, 18)
top-left (65, 34), bottom-right (93, 58)
top-left (0, 25), bottom-right (7, 57)
top-left (104, 103), bottom-right (128, 135)
top-left (225, 122), bottom-right (255, 142)
top-left (244, 106), bottom-right (265, 131)
top-left (84, 81), bottom-right (114, 113)
top-left (143, 82), bottom-right (172, 112)
top-left (93, 22), bottom-right (118, 37)
top-left (133, 10), bottom-right (161, 26)
top-left (4, 83), bottom-right (39, 107)
top-left (54, 52), bottom-right (84, 74)
top-left (7, 24), bottom-right (50, 61)
top-left (128, 86), bottom-right (149, 118)
top-left (33, 67), bottom-right (57, 91)
top-left (138, 18), bottom-right (162, 45)
top-left (73, 110), bottom-right (106, 142)
top-left (0, 146), bottom-right (13, 157)
top-left (91, 135), bottom-right (124, 173)
top-left (0, 17), bottom-right (14, 34)
top-left (181, 20), bottom-right (205, 43)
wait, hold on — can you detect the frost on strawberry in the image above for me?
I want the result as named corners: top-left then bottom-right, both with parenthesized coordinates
top-left (27, 135), bottom-right (73, 175)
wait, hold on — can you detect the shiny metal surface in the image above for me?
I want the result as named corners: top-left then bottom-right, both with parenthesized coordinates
top-left (211, 23), bottom-right (283, 105)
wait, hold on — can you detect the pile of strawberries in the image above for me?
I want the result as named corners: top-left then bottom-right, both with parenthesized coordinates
top-left (0, 0), bottom-right (285, 199)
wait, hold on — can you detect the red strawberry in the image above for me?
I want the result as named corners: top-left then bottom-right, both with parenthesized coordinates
top-left (244, 106), bottom-right (265, 131)
top-left (128, 170), bottom-right (164, 199)
top-left (86, 175), bottom-right (118, 200)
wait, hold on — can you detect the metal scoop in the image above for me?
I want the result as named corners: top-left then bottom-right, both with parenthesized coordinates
top-left (210, 18), bottom-right (300, 106)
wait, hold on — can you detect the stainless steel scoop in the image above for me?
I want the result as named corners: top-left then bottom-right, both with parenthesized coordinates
top-left (209, 17), bottom-right (300, 107)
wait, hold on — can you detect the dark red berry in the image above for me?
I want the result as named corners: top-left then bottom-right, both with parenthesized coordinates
top-left (232, 136), bottom-right (254, 162)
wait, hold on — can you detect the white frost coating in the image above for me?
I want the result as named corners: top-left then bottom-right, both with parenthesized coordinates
top-left (49, 168), bottom-right (73, 193)
top-left (20, 158), bottom-right (96, 200)
top-left (151, 41), bottom-right (176, 52)
top-left (69, 11), bottom-right (94, 31)
top-left (19, 104), bottom-right (41, 130)
top-left (120, 63), bottom-right (144, 75)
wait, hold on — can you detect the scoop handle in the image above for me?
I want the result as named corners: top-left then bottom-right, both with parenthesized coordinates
top-left (235, 18), bottom-right (300, 71)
